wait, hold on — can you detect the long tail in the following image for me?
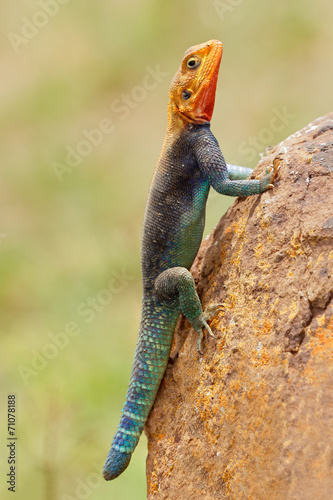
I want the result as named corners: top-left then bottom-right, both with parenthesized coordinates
top-left (103, 300), bottom-right (178, 480)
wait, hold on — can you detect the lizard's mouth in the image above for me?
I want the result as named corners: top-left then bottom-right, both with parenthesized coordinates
top-left (195, 41), bottom-right (223, 122)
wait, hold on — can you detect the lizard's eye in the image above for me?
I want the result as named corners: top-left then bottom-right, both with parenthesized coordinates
top-left (182, 90), bottom-right (192, 100)
top-left (186, 55), bottom-right (201, 70)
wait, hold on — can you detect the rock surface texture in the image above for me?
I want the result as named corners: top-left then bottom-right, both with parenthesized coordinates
top-left (145, 113), bottom-right (333, 500)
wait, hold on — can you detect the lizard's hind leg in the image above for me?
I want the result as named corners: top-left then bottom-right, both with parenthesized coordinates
top-left (154, 267), bottom-right (223, 354)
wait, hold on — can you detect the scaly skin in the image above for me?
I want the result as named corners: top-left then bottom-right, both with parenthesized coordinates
top-left (103, 40), bottom-right (278, 480)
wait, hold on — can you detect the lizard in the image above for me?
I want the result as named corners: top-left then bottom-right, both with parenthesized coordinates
top-left (103, 39), bottom-right (278, 480)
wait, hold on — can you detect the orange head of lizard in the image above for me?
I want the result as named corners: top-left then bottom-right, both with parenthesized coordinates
top-left (168, 39), bottom-right (223, 126)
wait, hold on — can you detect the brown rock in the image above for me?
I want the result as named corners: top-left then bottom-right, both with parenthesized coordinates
top-left (145, 113), bottom-right (333, 499)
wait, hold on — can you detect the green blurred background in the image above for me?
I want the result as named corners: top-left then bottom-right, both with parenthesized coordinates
top-left (0, 1), bottom-right (332, 498)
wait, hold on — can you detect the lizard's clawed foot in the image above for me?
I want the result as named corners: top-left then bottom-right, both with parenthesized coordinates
top-left (266, 154), bottom-right (282, 180)
top-left (262, 154), bottom-right (282, 192)
top-left (192, 304), bottom-right (224, 354)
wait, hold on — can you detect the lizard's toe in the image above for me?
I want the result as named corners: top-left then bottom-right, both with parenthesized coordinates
top-left (192, 303), bottom-right (223, 354)
top-left (203, 303), bottom-right (224, 320)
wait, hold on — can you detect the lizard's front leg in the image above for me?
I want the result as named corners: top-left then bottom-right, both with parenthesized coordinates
top-left (155, 267), bottom-right (223, 354)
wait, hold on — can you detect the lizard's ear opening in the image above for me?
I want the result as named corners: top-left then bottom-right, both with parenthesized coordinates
top-left (182, 90), bottom-right (192, 100)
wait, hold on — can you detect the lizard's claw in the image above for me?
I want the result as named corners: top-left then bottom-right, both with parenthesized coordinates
top-left (271, 154), bottom-right (283, 179)
top-left (263, 154), bottom-right (282, 190)
top-left (193, 304), bottom-right (224, 354)
top-left (204, 303), bottom-right (224, 319)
